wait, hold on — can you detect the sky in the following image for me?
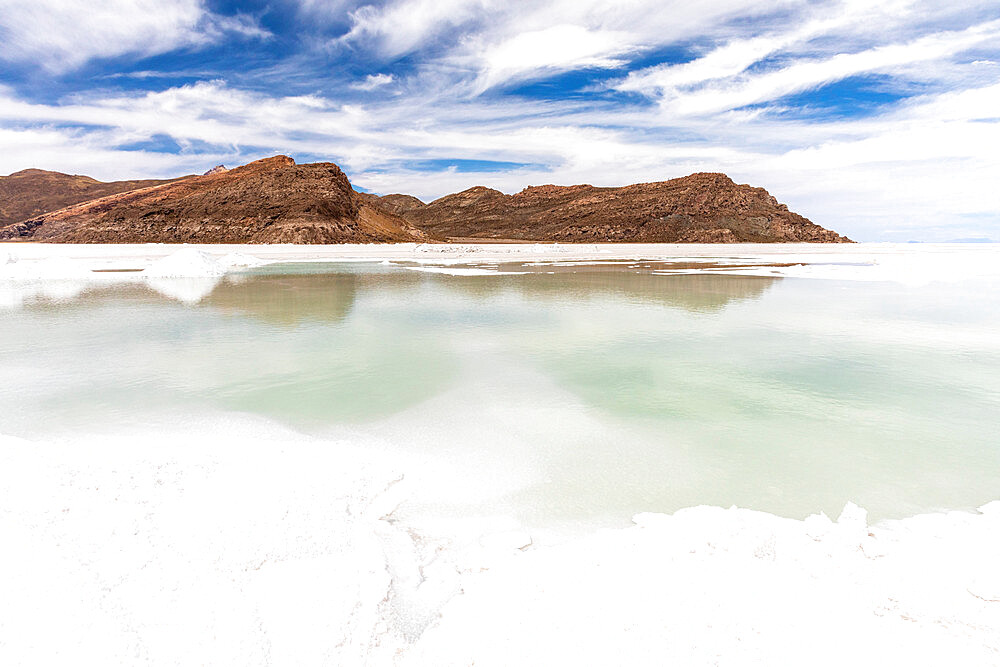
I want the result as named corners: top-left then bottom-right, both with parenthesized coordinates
top-left (1, 0), bottom-right (998, 241)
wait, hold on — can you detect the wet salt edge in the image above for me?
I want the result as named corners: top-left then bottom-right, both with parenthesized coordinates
top-left (3, 242), bottom-right (999, 291)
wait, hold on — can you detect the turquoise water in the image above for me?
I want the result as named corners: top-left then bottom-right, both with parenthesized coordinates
top-left (2, 261), bottom-right (998, 524)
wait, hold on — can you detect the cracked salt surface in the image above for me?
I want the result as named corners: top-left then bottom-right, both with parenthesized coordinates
top-left (3, 420), bottom-right (997, 666)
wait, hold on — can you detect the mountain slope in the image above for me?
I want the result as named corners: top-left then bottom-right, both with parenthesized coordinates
top-left (1, 157), bottom-right (428, 244)
top-left (375, 194), bottom-right (427, 217)
top-left (0, 169), bottom-right (185, 228)
top-left (398, 173), bottom-right (850, 243)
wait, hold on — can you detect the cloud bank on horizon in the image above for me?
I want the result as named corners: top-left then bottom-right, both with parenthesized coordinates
top-left (0, 0), bottom-right (998, 241)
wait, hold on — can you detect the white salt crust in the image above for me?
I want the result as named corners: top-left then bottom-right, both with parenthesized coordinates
top-left (1, 423), bottom-right (997, 666)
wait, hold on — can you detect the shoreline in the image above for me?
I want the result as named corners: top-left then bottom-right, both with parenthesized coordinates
top-left (2, 242), bottom-right (999, 286)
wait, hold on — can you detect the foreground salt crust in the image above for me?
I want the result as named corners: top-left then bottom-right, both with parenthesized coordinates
top-left (1, 421), bottom-right (997, 666)
top-left (410, 503), bottom-right (1000, 666)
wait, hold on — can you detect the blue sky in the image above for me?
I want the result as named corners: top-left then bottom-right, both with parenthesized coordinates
top-left (1, 0), bottom-right (998, 241)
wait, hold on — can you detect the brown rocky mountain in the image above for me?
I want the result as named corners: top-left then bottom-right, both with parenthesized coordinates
top-left (0, 156), bottom-right (428, 243)
top-left (374, 194), bottom-right (427, 217)
top-left (391, 173), bottom-right (850, 243)
top-left (0, 157), bottom-right (849, 243)
top-left (0, 168), bottom-right (184, 229)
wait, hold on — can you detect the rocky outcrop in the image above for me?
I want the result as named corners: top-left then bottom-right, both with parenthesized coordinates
top-left (0, 169), bottom-right (185, 229)
top-left (203, 165), bottom-right (228, 176)
top-left (1, 156), bottom-right (429, 244)
top-left (376, 194), bottom-right (427, 216)
top-left (399, 173), bottom-right (851, 243)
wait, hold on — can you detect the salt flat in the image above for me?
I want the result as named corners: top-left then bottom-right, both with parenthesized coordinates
top-left (2, 242), bottom-right (999, 666)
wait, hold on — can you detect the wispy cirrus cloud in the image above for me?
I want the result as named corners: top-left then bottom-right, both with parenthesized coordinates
top-left (617, 16), bottom-right (1000, 117)
top-left (335, 0), bottom-right (807, 89)
top-left (470, 25), bottom-right (634, 93)
top-left (338, 0), bottom-right (487, 58)
top-left (0, 0), bottom-right (269, 72)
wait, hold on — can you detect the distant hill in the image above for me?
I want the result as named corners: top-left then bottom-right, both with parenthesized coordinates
top-left (0, 157), bottom-right (428, 243)
top-left (0, 169), bottom-right (185, 229)
top-left (390, 174), bottom-right (850, 243)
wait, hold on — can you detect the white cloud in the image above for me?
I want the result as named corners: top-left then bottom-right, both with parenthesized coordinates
top-left (340, 0), bottom-right (486, 58)
top-left (472, 25), bottom-right (633, 92)
top-left (659, 20), bottom-right (1000, 116)
top-left (0, 0), bottom-right (269, 72)
top-left (338, 0), bottom-right (807, 88)
top-left (615, 0), bottom-right (902, 94)
top-left (0, 125), bottom-right (229, 179)
top-left (352, 73), bottom-right (395, 91)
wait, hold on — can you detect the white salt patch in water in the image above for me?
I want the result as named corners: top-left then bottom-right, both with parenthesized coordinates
top-left (145, 277), bottom-right (223, 304)
top-left (653, 247), bottom-right (1000, 286)
top-left (216, 252), bottom-right (266, 269)
top-left (523, 260), bottom-right (642, 266)
top-left (0, 249), bottom-right (239, 307)
top-left (141, 250), bottom-right (265, 304)
top-left (412, 243), bottom-right (599, 258)
top-left (0, 256), bottom-right (109, 308)
top-left (403, 266), bottom-right (528, 276)
top-left (143, 248), bottom-right (227, 278)
top-left (0, 256), bottom-right (94, 280)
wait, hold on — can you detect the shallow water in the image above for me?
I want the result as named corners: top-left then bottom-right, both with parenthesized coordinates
top-left (2, 260), bottom-right (999, 526)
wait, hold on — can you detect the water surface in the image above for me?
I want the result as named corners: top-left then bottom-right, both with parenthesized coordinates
top-left (2, 261), bottom-right (998, 527)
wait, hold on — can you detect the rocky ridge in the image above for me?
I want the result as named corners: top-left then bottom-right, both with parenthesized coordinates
top-left (392, 173), bottom-right (850, 243)
top-left (0, 169), bottom-right (185, 230)
top-left (1, 156), bottom-right (428, 244)
top-left (0, 157), bottom-right (850, 243)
